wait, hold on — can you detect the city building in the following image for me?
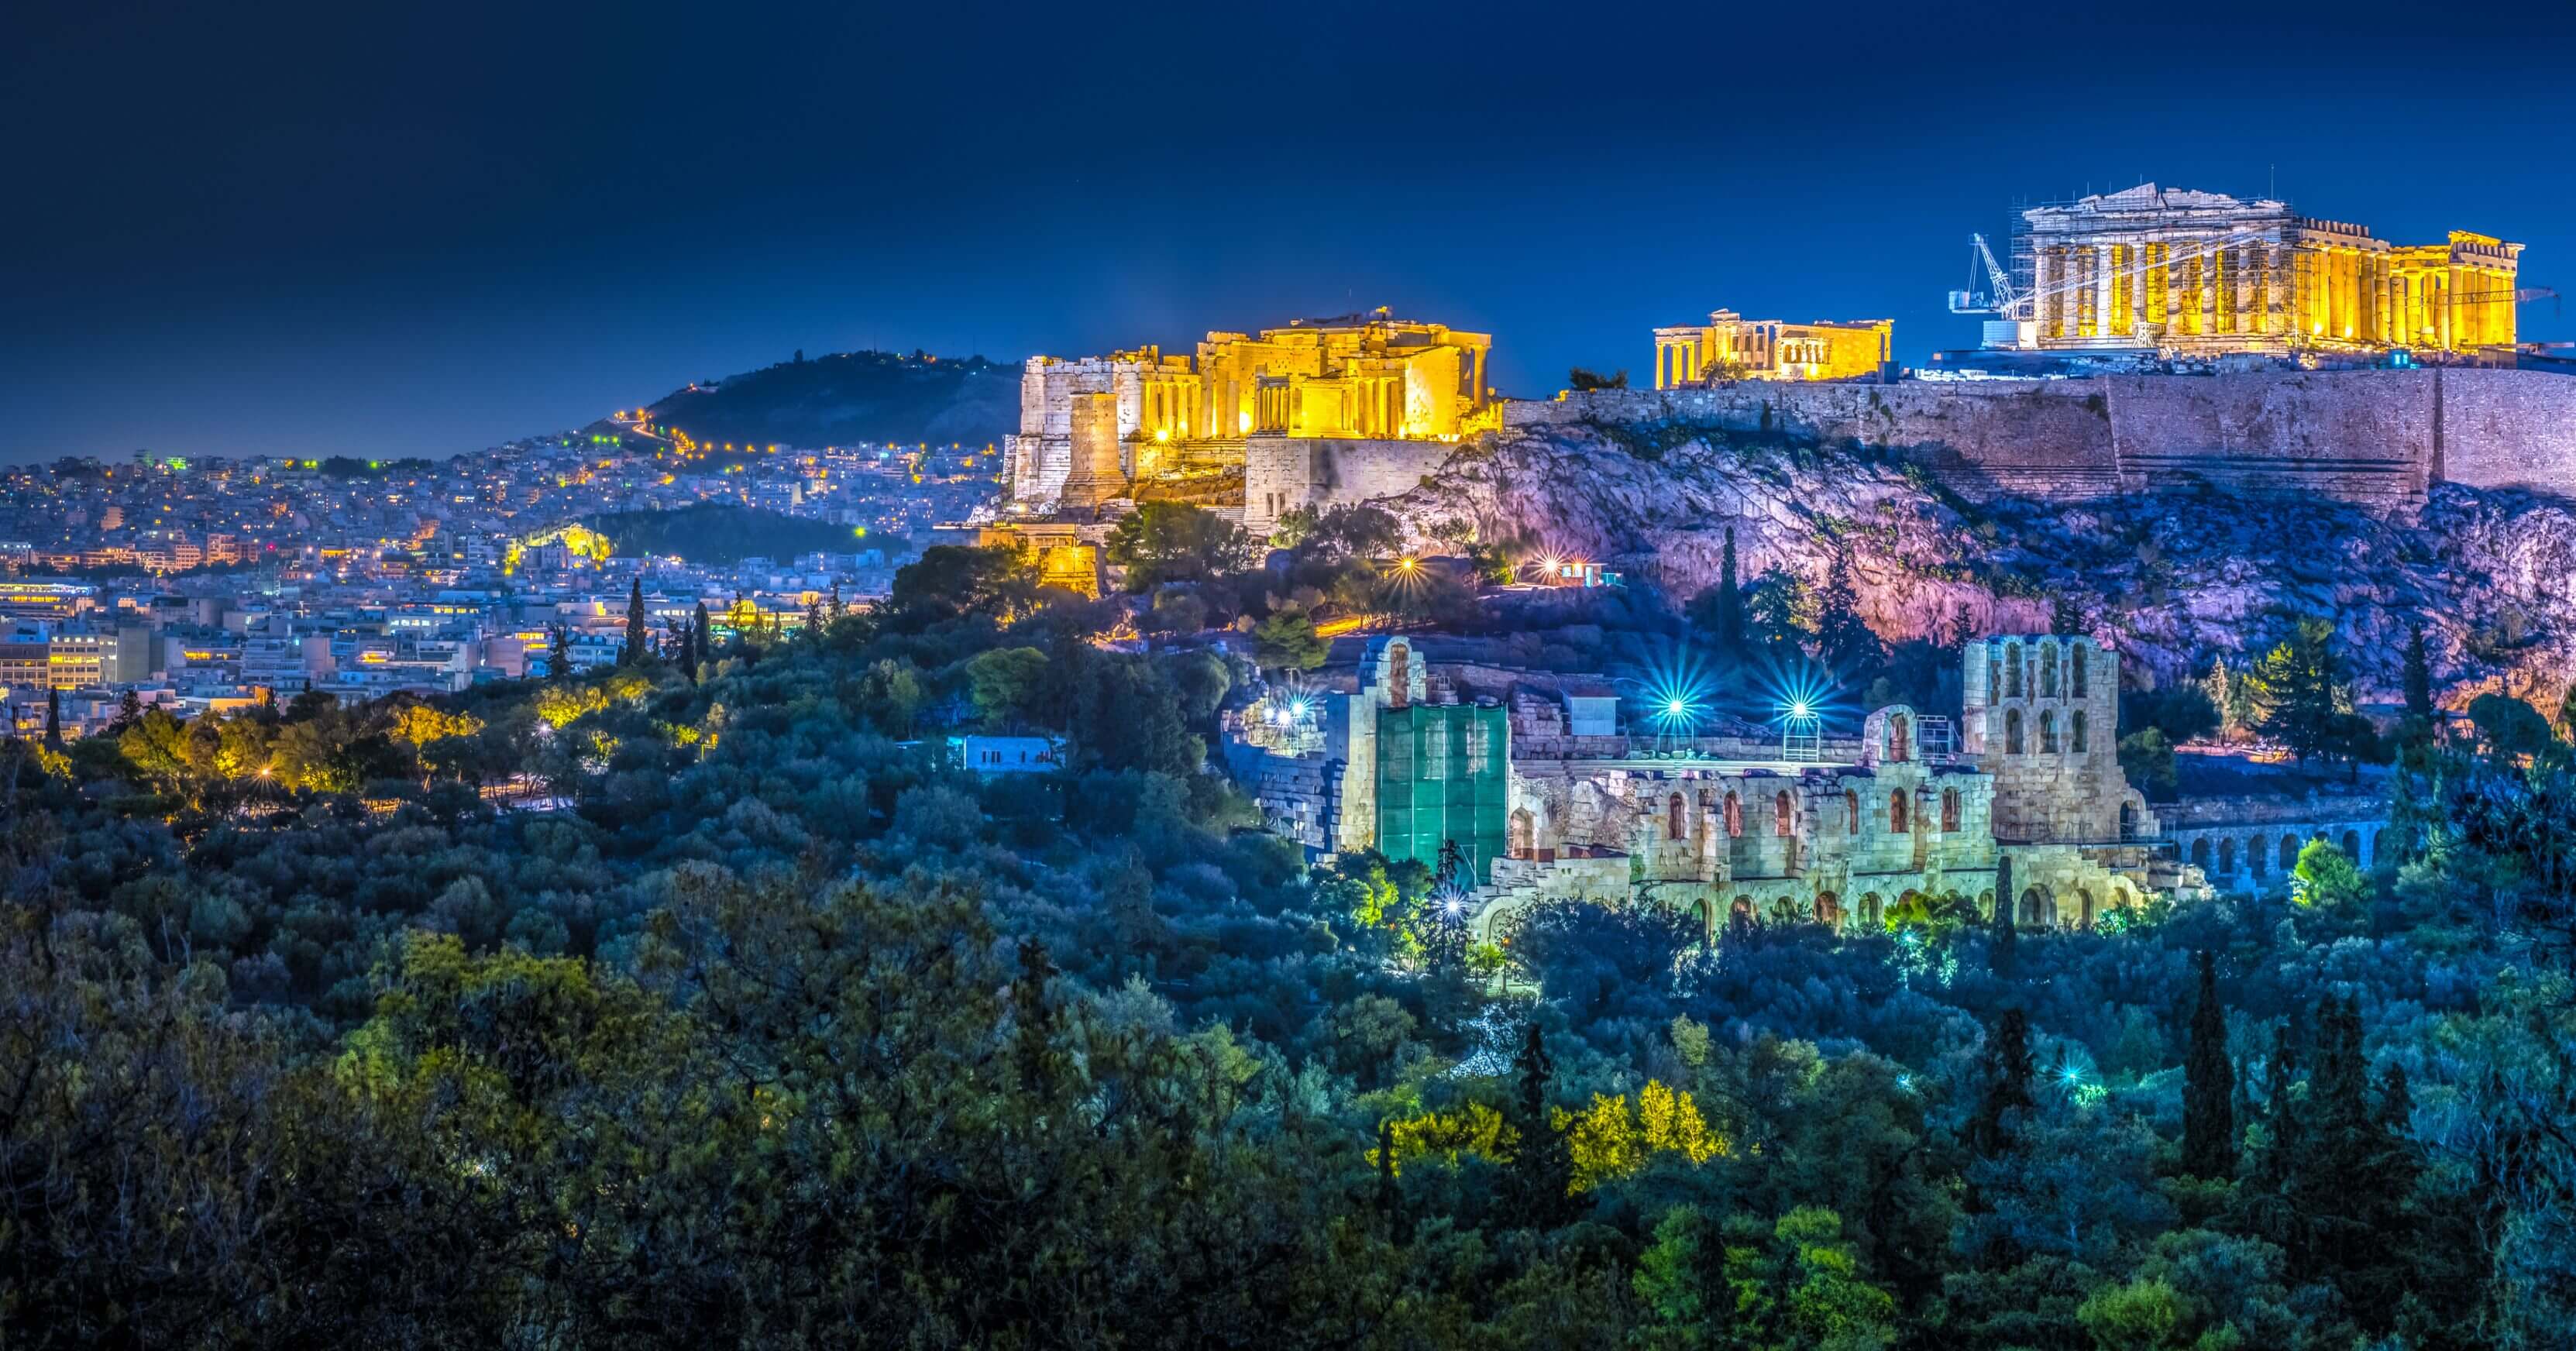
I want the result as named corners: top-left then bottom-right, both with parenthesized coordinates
top-left (1651, 310), bottom-right (1895, 387)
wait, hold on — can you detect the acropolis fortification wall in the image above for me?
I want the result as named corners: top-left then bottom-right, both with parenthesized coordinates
top-left (1501, 367), bottom-right (2576, 507)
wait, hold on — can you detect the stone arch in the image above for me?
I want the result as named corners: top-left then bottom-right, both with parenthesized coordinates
top-left (1890, 790), bottom-right (1909, 833)
top-left (2340, 828), bottom-right (2361, 860)
top-left (1773, 791), bottom-right (1794, 837)
top-left (1695, 897), bottom-right (1716, 944)
top-left (2041, 645), bottom-right (2059, 697)
top-left (2371, 827), bottom-right (2387, 863)
top-left (1859, 891), bottom-right (1884, 926)
top-left (2217, 837), bottom-right (2235, 874)
top-left (2076, 887), bottom-right (2096, 930)
top-left (1387, 643), bottom-right (1410, 708)
top-left (2118, 800), bottom-right (2138, 842)
top-left (2005, 642), bottom-right (2024, 696)
top-left (2040, 709), bottom-right (2058, 754)
top-left (1731, 896), bottom-right (1756, 926)
top-left (1888, 713), bottom-right (1911, 762)
top-left (1724, 792), bottom-right (1742, 837)
top-left (1976, 889), bottom-right (1995, 920)
top-left (2006, 708), bottom-right (2024, 755)
top-left (1667, 792), bottom-right (1686, 841)
top-left (2191, 837), bottom-right (2212, 871)
top-left (2018, 886), bottom-right (2054, 927)
top-left (1814, 890), bottom-right (1842, 927)
top-left (2279, 834), bottom-right (2299, 873)
top-left (1941, 787), bottom-right (1961, 833)
top-left (1845, 789), bottom-right (1862, 836)
top-left (2070, 643), bottom-right (2089, 698)
top-left (1508, 808), bottom-right (1536, 859)
top-left (2072, 709), bottom-right (2089, 753)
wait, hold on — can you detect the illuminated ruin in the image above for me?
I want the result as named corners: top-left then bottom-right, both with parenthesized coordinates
top-left (1651, 310), bottom-right (1894, 387)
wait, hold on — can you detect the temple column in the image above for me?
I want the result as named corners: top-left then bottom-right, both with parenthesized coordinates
top-left (2165, 239), bottom-right (2186, 337)
top-left (2130, 250), bottom-right (2148, 339)
top-left (2234, 247), bottom-right (2256, 336)
top-left (2096, 242), bottom-right (2116, 339)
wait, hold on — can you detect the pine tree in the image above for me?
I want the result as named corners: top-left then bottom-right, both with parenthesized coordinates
top-left (2050, 594), bottom-right (2088, 637)
top-left (806, 600), bottom-right (823, 641)
top-left (1814, 550), bottom-right (1880, 673)
top-left (2402, 623), bottom-right (2433, 721)
top-left (116, 688), bottom-right (142, 729)
top-left (2182, 950), bottom-right (2237, 1179)
top-left (1713, 526), bottom-right (1745, 651)
top-left (621, 575), bottom-right (648, 665)
top-left (43, 686), bottom-right (61, 750)
top-left (2203, 655), bottom-right (2236, 738)
top-left (2256, 618), bottom-right (2342, 769)
top-left (1948, 601), bottom-right (1976, 653)
top-left (1505, 1023), bottom-right (1573, 1228)
top-left (828, 580), bottom-right (845, 622)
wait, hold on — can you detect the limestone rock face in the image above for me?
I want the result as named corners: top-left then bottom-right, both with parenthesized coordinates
top-left (1380, 421), bottom-right (2576, 712)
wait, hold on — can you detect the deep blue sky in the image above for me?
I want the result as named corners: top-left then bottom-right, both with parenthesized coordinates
top-left (8, 0), bottom-right (2572, 462)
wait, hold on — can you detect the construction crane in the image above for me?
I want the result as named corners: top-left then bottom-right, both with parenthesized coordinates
top-left (1948, 234), bottom-right (2019, 317)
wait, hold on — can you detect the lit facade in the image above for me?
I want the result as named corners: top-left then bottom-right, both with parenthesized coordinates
top-left (1007, 309), bottom-right (1496, 509)
top-left (2007, 184), bottom-right (2520, 357)
top-left (1653, 310), bottom-right (1894, 388)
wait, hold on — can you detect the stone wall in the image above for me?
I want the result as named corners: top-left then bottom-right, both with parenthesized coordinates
top-left (1499, 367), bottom-right (2576, 507)
top-left (1244, 435), bottom-right (1470, 540)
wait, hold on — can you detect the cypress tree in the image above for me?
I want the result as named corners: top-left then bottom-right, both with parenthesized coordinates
top-left (807, 599), bottom-right (824, 641)
top-left (677, 621), bottom-right (698, 685)
top-left (1505, 1023), bottom-right (1573, 1228)
top-left (546, 621), bottom-right (571, 682)
top-left (1814, 550), bottom-right (1879, 672)
top-left (1991, 854), bottom-right (2018, 976)
top-left (1375, 1119), bottom-right (1408, 1243)
top-left (2182, 949), bottom-right (2237, 1179)
top-left (2402, 623), bottom-right (2433, 721)
top-left (694, 600), bottom-right (714, 658)
top-left (1948, 601), bottom-right (1976, 653)
top-left (621, 575), bottom-right (648, 665)
top-left (1713, 526), bottom-right (1745, 652)
top-left (43, 686), bottom-right (61, 750)
top-left (1968, 1007), bottom-right (2034, 1160)
top-left (828, 580), bottom-right (845, 622)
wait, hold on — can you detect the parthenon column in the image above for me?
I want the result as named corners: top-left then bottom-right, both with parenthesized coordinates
top-left (2096, 243), bottom-right (2116, 339)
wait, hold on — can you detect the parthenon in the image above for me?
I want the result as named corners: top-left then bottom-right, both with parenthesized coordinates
top-left (2010, 184), bottom-right (2521, 356)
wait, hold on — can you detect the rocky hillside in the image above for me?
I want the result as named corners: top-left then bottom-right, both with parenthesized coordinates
top-left (1381, 418), bottom-right (2576, 714)
top-left (624, 350), bottom-right (1019, 450)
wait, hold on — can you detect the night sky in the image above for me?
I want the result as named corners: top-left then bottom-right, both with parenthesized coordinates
top-left (9, 0), bottom-right (2573, 463)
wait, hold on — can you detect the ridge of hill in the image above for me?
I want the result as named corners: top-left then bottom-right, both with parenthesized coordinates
top-left (620, 349), bottom-right (1020, 452)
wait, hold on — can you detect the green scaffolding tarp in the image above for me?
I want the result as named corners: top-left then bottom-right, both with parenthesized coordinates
top-left (1376, 703), bottom-right (1508, 883)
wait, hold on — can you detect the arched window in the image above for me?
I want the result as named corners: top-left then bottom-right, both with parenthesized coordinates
top-left (2040, 710), bottom-right (2058, 754)
top-left (2070, 645), bottom-right (2089, 698)
top-left (1986, 652), bottom-right (2002, 704)
top-left (1667, 792), bottom-right (1686, 841)
top-left (2217, 837), bottom-right (2235, 873)
top-left (2041, 645), bottom-right (2058, 697)
top-left (1724, 792), bottom-right (1742, 837)
top-left (2005, 643), bottom-right (2024, 696)
top-left (1845, 789), bottom-right (1862, 835)
top-left (2248, 838), bottom-right (2266, 876)
top-left (1387, 645), bottom-right (1409, 708)
top-left (1774, 791), bottom-right (1794, 837)
top-left (2280, 834), bottom-right (2300, 871)
top-left (1890, 790), bottom-right (1908, 833)
top-left (1941, 787), bottom-right (1961, 833)
top-left (2191, 837), bottom-right (2210, 870)
top-left (1889, 713), bottom-right (1911, 761)
top-left (2019, 887), bottom-right (2052, 927)
top-left (2078, 889), bottom-right (2096, 930)
top-left (1814, 891), bottom-right (1842, 926)
top-left (2005, 708), bottom-right (2024, 755)
top-left (2340, 828), bottom-right (2360, 860)
top-left (2072, 710), bottom-right (2089, 753)
top-left (1508, 809), bottom-right (1536, 859)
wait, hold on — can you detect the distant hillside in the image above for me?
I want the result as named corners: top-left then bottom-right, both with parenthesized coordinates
top-left (584, 504), bottom-right (859, 564)
top-left (632, 349), bottom-right (1020, 451)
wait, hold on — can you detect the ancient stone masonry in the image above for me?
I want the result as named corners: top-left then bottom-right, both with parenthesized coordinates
top-left (2158, 794), bottom-right (2391, 897)
top-left (1230, 631), bottom-right (2265, 944)
top-left (2005, 184), bottom-right (2521, 359)
top-left (1003, 310), bottom-right (1496, 516)
top-left (1502, 367), bottom-right (2576, 507)
top-left (1653, 309), bottom-right (1894, 387)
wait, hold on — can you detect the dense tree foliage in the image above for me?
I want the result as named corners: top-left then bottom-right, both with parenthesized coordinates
top-left (4, 550), bottom-right (2575, 1347)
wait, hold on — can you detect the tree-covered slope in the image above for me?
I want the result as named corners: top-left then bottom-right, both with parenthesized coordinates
top-left (629, 349), bottom-right (1019, 451)
top-left (583, 503), bottom-right (858, 563)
